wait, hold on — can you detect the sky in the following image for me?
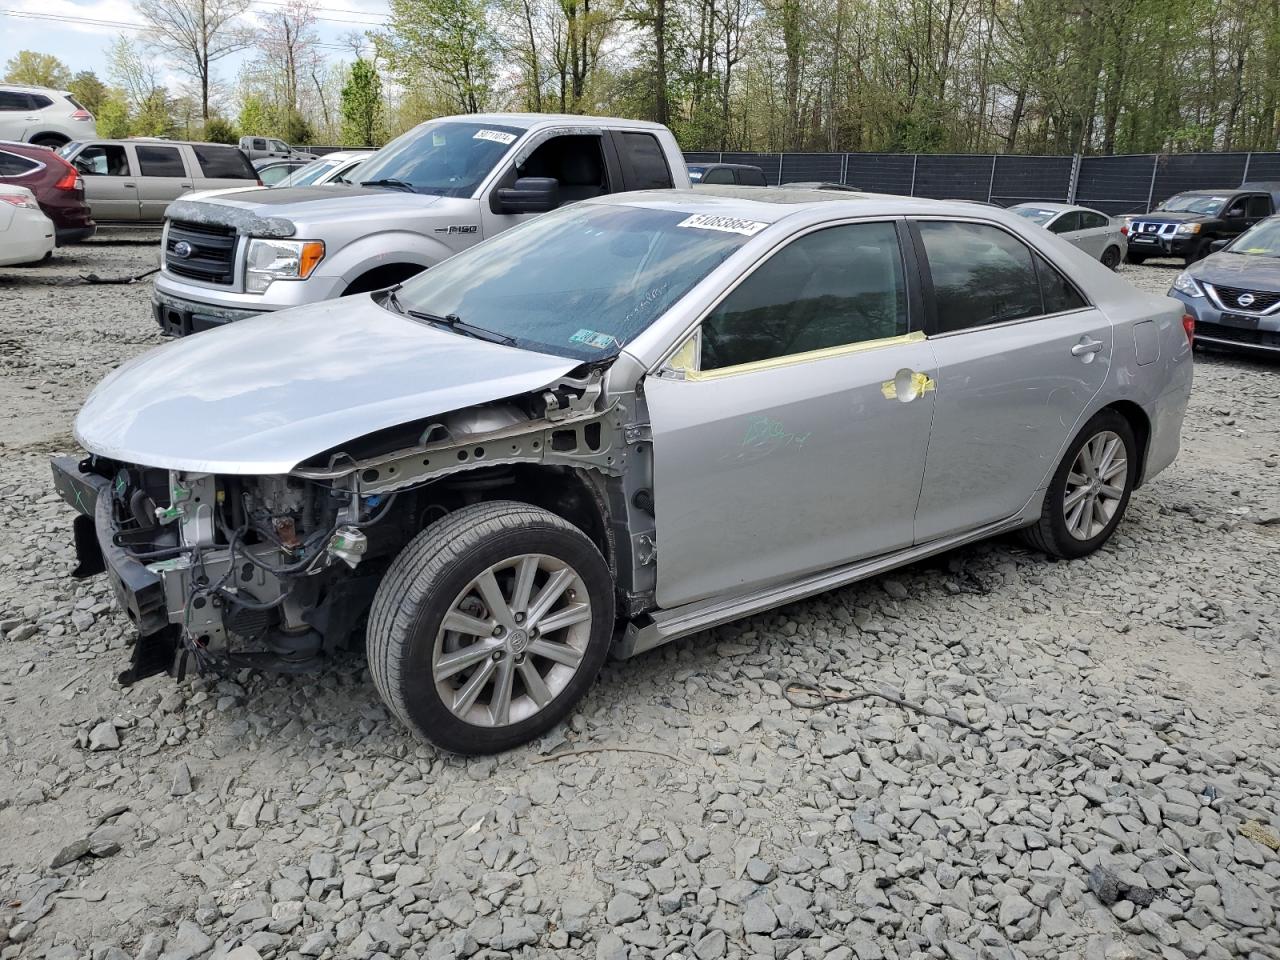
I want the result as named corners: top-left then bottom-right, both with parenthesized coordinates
top-left (1, 0), bottom-right (391, 95)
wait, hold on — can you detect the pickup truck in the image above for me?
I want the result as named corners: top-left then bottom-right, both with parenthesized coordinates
top-left (238, 136), bottom-right (317, 162)
top-left (155, 115), bottom-right (690, 335)
top-left (1125, 187), bottom-right (1275, 266)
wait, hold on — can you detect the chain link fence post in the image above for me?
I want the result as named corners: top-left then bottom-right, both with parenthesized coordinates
top-left (910, 155), bottom-right (918, 196)
top-left (1068, 154), bottom-right (1081, 204)
top-left (1241, 152), bottom-right (1253, 185)
top-left (1145, 156), bottom-right (1159, 213)
top-left (986, 155), bottom-right (998, 204)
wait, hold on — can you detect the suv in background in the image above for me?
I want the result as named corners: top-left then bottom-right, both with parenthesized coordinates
top-left (238, 136), bottom-right (316, 162)
top-left (59, 139), bottom-right (260, 224)
top-left (0, 141), bottom-right (95, 243)
top-left (687, 162), bottom-right (768, 186)
top-left (0, 84), bottom-right (97, 148)
top-left (153, 113), bottom-right (690, 336)
top-left (1125, 188), bottom-right (1274, 266)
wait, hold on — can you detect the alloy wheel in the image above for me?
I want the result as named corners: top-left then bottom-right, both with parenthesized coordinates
top-left (1062, 429), bottom-right (1128, 541)
top-left (432, 553), bottom-right (592, 727)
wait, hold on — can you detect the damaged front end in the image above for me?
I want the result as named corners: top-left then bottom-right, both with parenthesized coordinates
top-left (51, 366), bottom-right (648, 687)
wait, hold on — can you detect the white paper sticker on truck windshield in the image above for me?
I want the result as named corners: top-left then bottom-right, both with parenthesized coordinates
top-left (474, 129), bottom-right (517, 145)
top-left (676, 213), bottom-right (769, 236)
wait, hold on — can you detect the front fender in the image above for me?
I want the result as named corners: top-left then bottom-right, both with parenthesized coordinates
top-left (316, 232), bottom-right (458, 286)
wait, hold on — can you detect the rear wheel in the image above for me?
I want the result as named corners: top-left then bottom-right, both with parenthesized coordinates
top-left (29, 134), bottom-right (67, 149)
top-left (1101, 246), bottom-right (1121, 270)
top-left (1020, 410), bottom-right (1136, 560)
top-left (367, 501), bottom-right (614, 754)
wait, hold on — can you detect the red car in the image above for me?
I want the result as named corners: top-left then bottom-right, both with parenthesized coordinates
top-left (0, 140), bottom-right (95, 243)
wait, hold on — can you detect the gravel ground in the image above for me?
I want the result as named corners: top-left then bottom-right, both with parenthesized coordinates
top-left (1, 235), bottom-right (1278, 960)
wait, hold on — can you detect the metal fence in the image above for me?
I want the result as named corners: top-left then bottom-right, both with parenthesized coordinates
top-left (685, 150), bottom-right (1280, 214)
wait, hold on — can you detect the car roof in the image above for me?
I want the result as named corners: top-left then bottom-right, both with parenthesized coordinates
top-left (314, 151), bottom-right (373, 160)
top-left (434, 112), bottom-right (669, 133)
top-left (593, 185), bottom-right (1046, 224)
top-left (689, 163), bottom-right (762, 171)
top-left (0, 83), bottom-right (68, 94)
top-left (74, 139), bottom-right (242, 148)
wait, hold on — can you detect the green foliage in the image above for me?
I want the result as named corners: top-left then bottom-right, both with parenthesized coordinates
top-left (97, 94), bottom-right (132, 138)
top-left (68, 72), bottom-right (108, 116)
top-left (280, 109), bottom-right (314, 145)
top-left (3, 50), bottom-right (72, 88)
top-left (340, 59), bottom-right (384, 146)
top-left (376, 0), bottom-right (495, 113)
top-left (204, 116), bottom-right (239, 143)
top-left (238, 93), bottom-right (274, 137)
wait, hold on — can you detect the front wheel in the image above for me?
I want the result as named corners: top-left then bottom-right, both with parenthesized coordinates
top-left (1184, 240), bottom-right (1209, 267)
top-left (367, 501), bottom-right (614, 754)
top-left (1125, 251), bottom-right (1147, 265)
top-left (1020, 410), bottom-right (1136, 560)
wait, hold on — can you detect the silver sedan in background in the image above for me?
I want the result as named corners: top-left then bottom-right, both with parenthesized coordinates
top-left (52, 187), bottom-right (1191, 753)
top-left (1011, 202), bottom-right (1127, 270)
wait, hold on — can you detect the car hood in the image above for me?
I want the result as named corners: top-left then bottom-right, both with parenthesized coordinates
top-left (1137, 210), bottom-right (1211, 224)
top-left (165, 187), bottom-right (444, 236)
top-left (1188, 251), bottom-right (1280, 290)
top-left (74, 297), bottom-right (581, 476)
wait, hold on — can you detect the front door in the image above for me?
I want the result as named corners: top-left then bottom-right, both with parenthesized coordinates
top-left (647, 219), bottom-right (937, 608)
top-left (130, 144), bottom-right (194, 220)
top-left (909, 218), bottom-right (1113, 541)
top-left (71, 143), bottom-right (140, 221)
top-left (479, 130), bottom-right (611, 239)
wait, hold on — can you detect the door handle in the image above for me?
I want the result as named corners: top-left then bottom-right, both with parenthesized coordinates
top-left (1071, 337), bottom-right (1104, 357)
top-left (123, 183), bottom-right (137, 189)
top-left (881, 368), bottom-right (936, 402)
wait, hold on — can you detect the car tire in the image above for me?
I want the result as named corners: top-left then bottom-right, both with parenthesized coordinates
top-left (1020, 409), bottom-right (1137, 561)
top-left (1124, 251), bottom-right (1146, 265)
top-left (1100, 246), bottom-right (1122, 270)
top-left (367, 500), bottom-right (614, 754)
top-left (29, 134), bottom-right (66, 148)
top-left (1184, 240), bottom-right (1209, 267)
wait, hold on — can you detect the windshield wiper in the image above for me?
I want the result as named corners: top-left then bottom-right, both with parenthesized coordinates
top-left (406, 308), bottom-right (516, 347)
top-left (360, 177), bottom-right (415, 192)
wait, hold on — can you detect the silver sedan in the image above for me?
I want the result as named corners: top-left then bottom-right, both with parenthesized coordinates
top-left (1010, 201), bottom-right (1128, 269)
top-left (53, 187), bottom-right (1192, 753)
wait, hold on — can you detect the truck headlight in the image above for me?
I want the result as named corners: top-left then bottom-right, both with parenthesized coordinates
top-left (1172, 272), bottom-right (1204, 297)
top-left (245, 238), bottom-right (325, 293)
top-left (1175, 223), bottom-right (1202, 235)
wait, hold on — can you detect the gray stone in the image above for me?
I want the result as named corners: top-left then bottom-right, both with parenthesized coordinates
top-left (605, 892), bottom-right (643, 924)
top-left (743, 896), bottom-right (778, 934)
top-left (694, 929), bottom-right (727, 960)
top-left (88, 721), bottom-right (119, 751)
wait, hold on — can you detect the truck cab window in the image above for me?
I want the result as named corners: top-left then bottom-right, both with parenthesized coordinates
top-left (515, 135), bottom-right (608, 206)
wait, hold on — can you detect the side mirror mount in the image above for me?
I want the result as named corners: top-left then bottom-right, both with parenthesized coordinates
top-left (1209, 238), bottom-right (1230, 253)
top-left (495, 177), bottom-right (559, 214)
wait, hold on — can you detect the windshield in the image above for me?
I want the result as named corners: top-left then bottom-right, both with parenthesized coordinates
top-left (393, 203), bottom-right (757, 360)
top-left (280, 156), bottom-right (345, 187)
top-left (354, 120), bottom-right (523, 197)
top-left (1226, 218), bottom-right (1280, 257)
top-left (1012, 206), bottom-right (1059, 225)
top-left (1158, 194), bottom-right (1228, 215)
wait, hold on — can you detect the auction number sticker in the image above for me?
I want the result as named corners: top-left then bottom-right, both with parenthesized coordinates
top-left (474, 129), bottom-right (517, 145)
top-left (676, 213), bottom-right (769, 236)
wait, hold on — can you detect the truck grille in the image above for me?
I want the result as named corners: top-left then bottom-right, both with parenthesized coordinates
top-left (1131, 221), bottom-right (1177, 236)
top-left (165, 221), bottom-right (238, 286)
top-left (1209, 284), bottom-right (1280, 313)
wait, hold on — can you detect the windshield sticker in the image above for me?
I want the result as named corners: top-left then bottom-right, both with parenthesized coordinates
top-left (569, 329), bottom-right (620, 349)
top-left (676, 213), bottom-right (770, 236)
top-left (474, 129), bottom-right (517, 145)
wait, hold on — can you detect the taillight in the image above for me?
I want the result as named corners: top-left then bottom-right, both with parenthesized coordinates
top-left (1120, 224), bottom-right (1128, 236)
top-left (71, 109), bottom-right (93, 121)
top-left (54, 168), bottom-right (78, 190)
top-left (1182, 314), bottom-right (1195, 347)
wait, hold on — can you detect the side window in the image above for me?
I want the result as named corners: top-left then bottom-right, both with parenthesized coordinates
top-left (701, 221), bottom-right (908, 371)
top-left (917, 220), bottom-right (1041, 333)
top-left (737, 167), bottom-right (768, 186)
top-left (617, 131), bottom-right (673, 190)
top-left (0, 91), bottom-right (30, 110)
top-left (74, 144), bottom-right (131, 177)
top-left (269, 139), bottom-right (288, 152)
top-left (28, 95), bottom-right (52, 109)
top-left (1048, 211), bottom-right (1081, 234)
top-left (1081, 211), bottom-right (1109, 229)
top-left (1225, 197), bottom-right (1247, 218)
top-left (135, 145), bottom-right (186, 177)
top-left (1034, 253), bottom-right (1087, 314)
top-left (252, 138), bottom-right (267, 151)
top-left (192, 145), bottom-right (258, 179)
top-left (0, 151), bottom-right (39, 176)
top-left (515, 134), bottom-right (607, 206)
top-left (1247, 195), bottom-right (1271, 218)
top-left (701, 167), bottom-right (735, 185)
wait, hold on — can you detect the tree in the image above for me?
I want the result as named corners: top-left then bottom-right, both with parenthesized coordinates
top-left (135, 0), bottom-right (251, 120)
top-left (3, 51), bottom-right (72, 88)
top-left (377, 0), bottom-right (497, 113)
top-left (204, 115), bottom-right (238, 142)
top-left (255, 1), bottom-right (322, 120)
top-left (108, 37), bottom-right (173, 136)
top-left (97, 93), bottom-right (132, 138)
top-left (68, 72), bottom-right (108, 116)
top-left (238, 92), bottom-right (274, 135)
top-left (340, 59), bottom-right (384, 146)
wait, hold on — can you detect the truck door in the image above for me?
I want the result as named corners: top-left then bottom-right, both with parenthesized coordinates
top-left (71, 143), bottom-right (141, 222)
top-left (130, 143), bottom-right (194, 220)
top-left (478, 129), bottom-right (615, 239)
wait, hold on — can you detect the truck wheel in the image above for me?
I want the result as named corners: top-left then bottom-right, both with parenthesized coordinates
top-left (367, 501), bottom-right (614, 754)
top-left (1124, 251), bottom-right (1146, 265)
top-left (1020, 409), bottom-right (1136, 561)
top-left (1101, 246), bottom-right (1121, 270)
top-left (1184, 240), bottom-right (1209, 267)
top-left (342, 264), bottom-right (425, 296)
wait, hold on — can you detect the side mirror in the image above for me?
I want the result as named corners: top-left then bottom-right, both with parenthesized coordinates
top-left (1209, 239), bottom-right (1230, 253)
top-left (495, 177), bottom-right (559, 214)
top-left (1226, 206), bottom-right (1245, 219)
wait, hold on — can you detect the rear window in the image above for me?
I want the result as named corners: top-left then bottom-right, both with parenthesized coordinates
top-left (737, 167), bottom-right (767, 187)
top-left (192, 145), bottom-right (257, 180)
top-left (29, 94), bottom-right (52, 109)
top-left (65, 95), bottom-right (86, 111)
top-left (617, 132), bottom-right (673, 189)
top-left (136, 145), bottom-right (187, 177)
top-left (0, 150), bottom-right (40, 176)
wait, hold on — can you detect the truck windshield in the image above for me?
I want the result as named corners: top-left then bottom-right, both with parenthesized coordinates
top-left (1228, 218), bottom-right (1280, 257)
top-left (1158, 194), bottom-right (1228, 215)
top-left (355, 120), bottom-right (523, 197)
top-left (392, 202), bottom-right (758, 360)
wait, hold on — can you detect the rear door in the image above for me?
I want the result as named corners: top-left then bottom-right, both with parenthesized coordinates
top-left (70, 143), bottom-right (140, 221)
top-left (1245, 194), bottom-right (1272, 227)
top-left (1047, 210), bottom-right (1088, 252)
top-left (646, 219), bottom-right (938, 607)
top-left (909, 218), bottom-right (1112, 541)
top-left (610, 130), bottom-right (675, 191)
top-left (189, 144), bottom-right (259, 190)
top-left (1072, 210), bottom-right (1113, 258)
top-left (130, 143), bottom-right (194, 220)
